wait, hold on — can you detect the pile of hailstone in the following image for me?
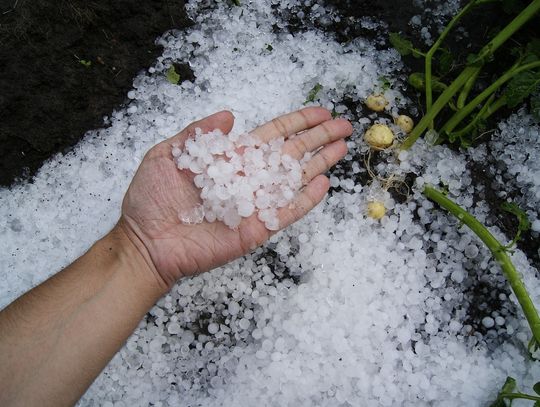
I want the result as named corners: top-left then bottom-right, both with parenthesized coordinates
top-left (172, 128), bottom-right (310, 230)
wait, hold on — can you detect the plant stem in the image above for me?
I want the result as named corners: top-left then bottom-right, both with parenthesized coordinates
top-left (425, 0), bottom-right (481, 121)
top-left (401, 0), bottom-right (540, 150)
top-left (423, 186), bottom-right (540, 345)
top-left (457, 69), bottom-right (480, 109)
top-left (480, 95), bottom-right (507, 121)
top-left (498, 393), bottom-right (540, 402)
top-left (475, 0), bottom-right (540, 65)
top-left (443, 93), bottom-right (496, 143)
top-left (441, 61), bottom-right (540, 135)
top-left (401, 66), bottom-right (480, 149)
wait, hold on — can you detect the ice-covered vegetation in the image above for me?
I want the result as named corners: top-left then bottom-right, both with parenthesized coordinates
top-left (1, 0), bottom-right (540, 406)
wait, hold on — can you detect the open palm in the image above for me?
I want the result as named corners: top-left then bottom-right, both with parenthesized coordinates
top-left (120, 107), bottom-right (352, 288)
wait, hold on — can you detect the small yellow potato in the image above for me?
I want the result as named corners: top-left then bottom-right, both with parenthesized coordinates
top-left (395, 115), bottom-right (414, 133)
top-left (367, 201), bottom-right (386, 220)
top-left (365, 94), bottom-right (388, 112)
top-left (364, 124), bottom-right (394, 150)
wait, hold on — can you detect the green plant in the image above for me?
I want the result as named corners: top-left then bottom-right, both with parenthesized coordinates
top-left (166, 65), bottom-right (180, 85)
top-left (74, 54), bottom-right (92, 68)
top-left (490, 376), bottom-right (540, 406)
top-left (392, 0), bottom-right (540, 149)
top-left (423, 186), bottom-right (540, 348)
top-left (304, 83), bottom-right (322, 105)
top-left (380, 2), bottom-right (540, 403)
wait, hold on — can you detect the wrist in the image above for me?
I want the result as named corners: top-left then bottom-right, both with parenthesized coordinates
top-left (102, 220), bottom-right (170, 297)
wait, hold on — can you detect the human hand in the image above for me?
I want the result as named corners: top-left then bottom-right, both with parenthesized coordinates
top-left (117, 107), bottom-right (352, 290)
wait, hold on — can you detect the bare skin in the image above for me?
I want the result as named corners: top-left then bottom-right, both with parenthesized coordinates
top-left (0, 107), bottom-right (352, 407)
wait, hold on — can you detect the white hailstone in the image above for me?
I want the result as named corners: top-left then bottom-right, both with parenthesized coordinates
top-left (181, 330), bottom-right (195, 345)
top-left (173, 129), bottom-right (304, 230)
top-left (264, 216), bottom-right (280, 231)
top-left (238, 318), bottom-right (250, 330)
top-left (237, 200), bottom-right (255, 217)
top-left (178, 205), bottom-right (205, 225)
top-left (207, 323), bottom-right (219, 335)
top-left (482, 317), bottom-right (495, 328)
top-left (167, 322), bottom-right (182, 335)
top-left (228, 301), bottom-right (240, 316)
top-left (255, 350), bottom-right (268, 360)
top-left (298, 233), bottom-right (309, 243)
top-left (396, 328), bottom-right (411, 344)
top-left (252, 329), bottom-right (263, 340)
top-left (464, 245), bottom-right (479, 259)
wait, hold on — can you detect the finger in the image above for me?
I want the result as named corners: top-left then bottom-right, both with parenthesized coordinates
top-left (250, 106), bottom-right (332, 143)
top-left (165, 110), bottom-right (235, 147)
top-left (282, 118), bottom-right (353, 160)
top-left (277, 174), bottom-right (330, 230)
top-left (301, 139), bottom-right (348, 184)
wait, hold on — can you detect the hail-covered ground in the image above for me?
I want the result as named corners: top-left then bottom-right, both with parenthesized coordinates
top-left (1, 0), bottom-right (540, 406)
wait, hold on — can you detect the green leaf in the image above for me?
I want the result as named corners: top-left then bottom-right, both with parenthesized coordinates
top-left (79, 59), bottom-right (92, 68)
top-left (166, 65), bottom-right (180, 85)
top-left (265, 44), bottom-right (273, 51)
top-left (504, 70), bottom-right (540, 108)
top-left (534, 382), bottom-right (540, 395)
top-left (304, 83), bottom-right (322, 105)
top-left (466, 51), bottom-right (491, 67)
top-left (489, 376), bottom-right (517, 407)
top-left (379, 76), bottom-right (391, 91)
top-left (534, 401), bottom-right (540, 407)
top-left (232, 0), bottom-right (241, 5)
top-left (528, 337), bottom-right (540, 360)
top-left (436, 48), bottom-right (454, 75)
top-left (521, 53), bottom-right (540, 65)
top-left (531, 92), bottom-right (540, 121)
top-left (501, 376), bottom-right (517, 393)
top-left (389, 33), bottom-right (423, 58)
top-left (408, 72), bottom-right (425, 90)
top-left (526, 39), bottom-right (540, 59)
top-left (408, 72), bottom-right (448, 93)
top-left (466, 53), bottom-right (479, 65)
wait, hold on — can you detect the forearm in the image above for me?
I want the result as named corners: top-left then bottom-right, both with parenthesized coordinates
top-left (0, 225), bottom-right (167, 407)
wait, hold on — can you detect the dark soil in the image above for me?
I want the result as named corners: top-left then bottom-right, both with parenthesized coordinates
top-left (0, 0), bottom-right (191, 186)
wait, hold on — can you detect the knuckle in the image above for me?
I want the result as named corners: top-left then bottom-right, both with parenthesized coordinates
top-left (271, 117), bottom-right (288, 136)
